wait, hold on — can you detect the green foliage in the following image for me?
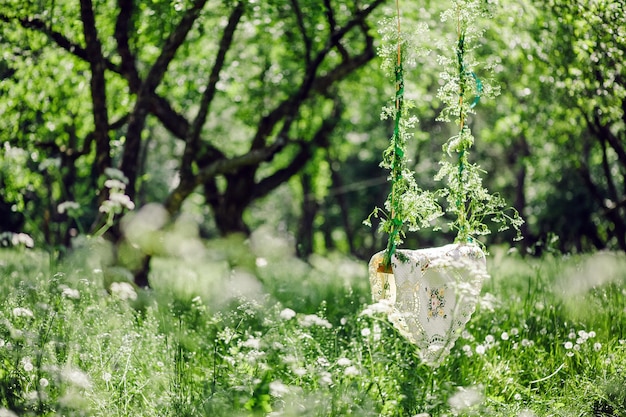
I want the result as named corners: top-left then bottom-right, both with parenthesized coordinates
top-left (368, 0), bottom-right (523, 260)
top-left (1, 233), bottom-right (626, 416)
top-left (365, 8), bottom-right (442, 269)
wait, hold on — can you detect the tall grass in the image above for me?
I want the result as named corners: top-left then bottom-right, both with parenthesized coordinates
top-left (1, 235), bottom-right (625, 416)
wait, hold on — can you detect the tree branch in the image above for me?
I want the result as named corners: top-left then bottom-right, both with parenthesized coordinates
top-left (181, 1), bottom-right (245, 178)
top-left (290, 0), bottom-right (312, 64)
top-left (249, 0), bottom-right (380, 152)
top-left (121, 0), bottom-right (208, 198)
top-left (79, 0), bottom-right (111, 182)
top-left (114, 0), bottom-right (141, 92)
top-left (253, 97), bottom-right (343, 200)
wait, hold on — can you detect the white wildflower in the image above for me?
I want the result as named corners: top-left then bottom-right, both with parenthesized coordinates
top-left (564, 341), bottom-right (573, 350)
top-left (336, 357), bottom-right (351, 366)
top-left (594, 342), bottom-right (602, 351)
top-left (279, 308), bottom-right (296, 320)
top-left (39, 378), bottom-right (49, 388)
top-left (269, 380), bottom-right (289, 397)
top-left (501, 332), bottom-right (509, 341)
top-left (22, 359), bottom-right (34, 372)
top-left (521, 339), bottom-right (533, 347)
top-left (104, 179), bottom-right (127, 190)
top-left (317, 357), bottom-right (330, 367)
top-left (361, 328), bottom-right (371, 337)
top-left (344, 365), bottom-right (360, 376)
top-left (108, 191), bottom-right (135, 210)
top-left (242, 337), bottom-right (261, 350)
top-left (110, 282), bottom-right (137, 301)
top-left (319, 371), bottom-right (332, 386)
top-left (255, 257), bottom-right (268, 267)
top-left (12, 307), bottom-right (34, 318)
top-left (462, 345), bottom-right (473, 357)
top-left (300, 314), bottom-right (332, 329)
top-left (475, 345), bottom-right (486, 355)
top-left (61, 286), bottom-right (80, 299)
top-left (448, 386), bottom-right (483, 412)
top-left (11, 233), bottom-right (34, 248)
top-left (57, 201), bottom-right (80, 214)
top-left (62, 368), bottom-right (92, 389)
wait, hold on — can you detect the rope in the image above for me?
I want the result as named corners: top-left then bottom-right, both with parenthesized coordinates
top-left (382, 0), bottom-right (404, 270)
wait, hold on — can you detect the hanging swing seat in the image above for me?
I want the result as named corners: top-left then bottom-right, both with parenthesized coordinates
top-left (368, 244), bottom-right (488, 366)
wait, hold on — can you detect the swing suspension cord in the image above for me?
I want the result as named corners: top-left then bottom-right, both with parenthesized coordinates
top-left (382, 0), bottom-right (404, 270)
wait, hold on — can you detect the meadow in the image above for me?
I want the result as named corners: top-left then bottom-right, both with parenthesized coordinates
top-left (1, 231), bottom-right (625, 417)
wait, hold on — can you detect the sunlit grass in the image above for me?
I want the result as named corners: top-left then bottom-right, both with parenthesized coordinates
top-left (1, 237), bottom-right (625, 416)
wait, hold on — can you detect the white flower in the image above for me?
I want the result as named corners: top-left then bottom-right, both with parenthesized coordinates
top-left (510, 328), bottom-right (519, 336)
top-left (361, 328), bottom-right (371, 337)
top-left (564, 341), bottom-right (573, 350)
top-left (336, 357), bottom-right (351, 366)
top-left (61, 287), bottom-right (80, 299)
top-left (109, 191), bottom-right (135, 210)
top-left (501, 332), bottom-right (509, 341)
top-left (319, 371), bottom-right (332, 386)
top-left (588, 331), bottom-right (596, 338)
top-left (242, 337), bottom-right (261, 350)
top-left (344, 365), bottom-right (360, 376)
top-left (269, 380), bottom-right (289, 397)
top-left (317, 357), bottom-right (330, 367)
top-left (11, 233), bottom-right (34, 248)
top-left (279, 308), bottom-right (296, 320)
top-left (104, 168), bottom-right (129, 183)
top-left (475, 345), bottom-right (486, 355)
top-left (448, 386), bottom-right (483, 412)
top-left (485, 335), bottom-right (495, 344)
top-left (594, 342), bottom-right (602, 351)
top-left (462, 345), bottom-right (473, 357)
top-left (12, 307), bottom-right (34, 318)
top-left (300, 314), bottom-right (332, 329)
top-left (104, 179), bottom-right (127, 190)
top-left (22, 359), bottom-right (34, 372)
top-left (62, 368), bottom-right (92, 389)
top-left (57, 201), bottom-right (80, 214)
top-left (39, 378), bottom-right (49, 388)
top-left (255, 257), bottom-right (268, 267)
top-left (110, 282), bottom-right (137, 301)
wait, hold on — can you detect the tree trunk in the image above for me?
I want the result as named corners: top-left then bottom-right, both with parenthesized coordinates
top-left (296, 172), bottom-right (319, 258)
top-left (204, 171), bottom-right (255, 236)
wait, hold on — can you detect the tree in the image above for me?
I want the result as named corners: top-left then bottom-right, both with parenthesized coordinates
top-left (0, 0), bottom-right (386, 279)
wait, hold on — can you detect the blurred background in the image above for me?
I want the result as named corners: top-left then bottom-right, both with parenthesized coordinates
top-left (1, 0), bottom-right (624, 263)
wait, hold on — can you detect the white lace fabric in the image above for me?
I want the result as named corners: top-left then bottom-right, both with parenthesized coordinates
top-left (369, 244), bottom-right (488, 366)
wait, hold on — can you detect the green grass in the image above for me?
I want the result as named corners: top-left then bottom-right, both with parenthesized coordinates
top-left (1, 236), bottom-right (625, 417)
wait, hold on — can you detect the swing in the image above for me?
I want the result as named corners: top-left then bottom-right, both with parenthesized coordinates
top-left (367, 1), bottom-right (497, 367)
